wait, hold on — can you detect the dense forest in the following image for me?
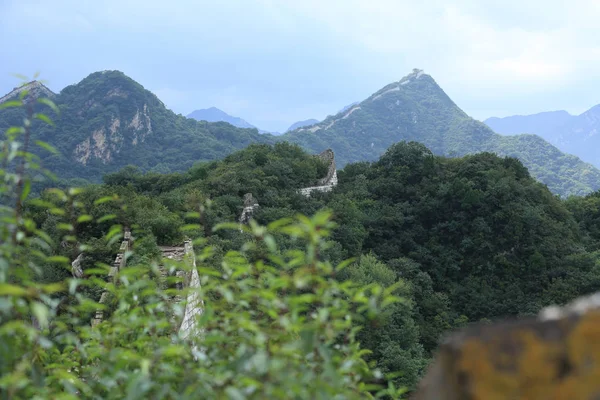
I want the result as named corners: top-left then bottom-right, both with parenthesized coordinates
top-left (23, 140), bottom-right (600, 392)
top-left (4, 72), bottom-right (600, 397)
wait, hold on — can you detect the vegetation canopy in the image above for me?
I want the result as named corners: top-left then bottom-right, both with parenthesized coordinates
top-left (0, 86), bottom-right (406, 399)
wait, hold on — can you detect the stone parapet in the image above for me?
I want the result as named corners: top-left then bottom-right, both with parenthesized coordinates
top-left (414, 291), bottom-right (600, 400)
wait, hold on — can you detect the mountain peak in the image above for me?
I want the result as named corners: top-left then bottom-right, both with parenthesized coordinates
top-left (0, 80), bottom-right (56, 104)
top-left (59, 70), bottom-right (156, 103)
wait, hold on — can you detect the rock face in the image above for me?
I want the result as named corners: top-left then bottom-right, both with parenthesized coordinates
top-left (299, 149), bottom-right (338, 196)
top-left (414, 291), bottom-right (600, 400)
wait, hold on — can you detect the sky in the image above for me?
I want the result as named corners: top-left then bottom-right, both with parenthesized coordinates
top-left (2, 0), bottom-right (600, 132)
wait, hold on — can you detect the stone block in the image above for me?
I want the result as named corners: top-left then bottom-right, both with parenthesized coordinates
top-left (414, 292), bottom-right (600, 400)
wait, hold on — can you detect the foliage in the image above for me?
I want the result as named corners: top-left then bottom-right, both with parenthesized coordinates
top-left (41, 137), bottom-right (600, 385)
top-left (0, 89), bottom-right (406, 398)
top-left (6, 76), bottom-right (600, 398)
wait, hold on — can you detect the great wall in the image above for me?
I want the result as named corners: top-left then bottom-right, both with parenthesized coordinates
top-left (90, 230), bottom-right (203, 339)
top-left (90, 149), bottom-right (338, 335)
top-left (238, 149), bottom-right (339, 223)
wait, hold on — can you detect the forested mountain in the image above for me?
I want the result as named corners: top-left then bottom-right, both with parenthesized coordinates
top-left (0, 71), bottom-right (274, 182)
top-left (282, 69), bottom-right (600, 196)
top-left (187, 107), bottom-right (261, 130)
top-left (486, 106), bottom-right (600, 169)
top-left (30, 142), bottom-right (600, 390)
top-left (287, 118), bottom-right (319, 132)
top-left (2, 69), bottom-right (599, 196)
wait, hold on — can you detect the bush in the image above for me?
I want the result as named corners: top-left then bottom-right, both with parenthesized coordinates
top-left (0, 94), bottom-right (405, 398)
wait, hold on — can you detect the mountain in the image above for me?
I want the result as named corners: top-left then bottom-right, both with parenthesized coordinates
top-left (0, 80), bottom-right (56, 103)
top-left (0, 71), bottom-right (273, 182)
top-left (485, 111), bottom-right (573, 138)
top-left (282, 69), bottom-right (600, 196)
top-left (187, 107), bottom-right (257, 130)
top-left (2, 69), bottom-right (599, 196)
top-left (485, 107), bottom-right (600, 169)
top-left (287, 119), bottom-right (319, 132)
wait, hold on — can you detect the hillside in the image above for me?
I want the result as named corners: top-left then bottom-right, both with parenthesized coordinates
top-left (486, 106), bottom-right (600, 169)
top-left (282, 69), bottom-right (600, 196)
top-left (27, 142), bottom-right (600, 390)
top-left (0, 71), bottom-right (273, 182)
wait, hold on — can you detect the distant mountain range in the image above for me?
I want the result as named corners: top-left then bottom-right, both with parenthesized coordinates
top-left (485, 108), bottom-right (600, 168)
top-left (1, 69), bottom-right (599, 196)
top-left (187, 107), bottom-right (257, 129)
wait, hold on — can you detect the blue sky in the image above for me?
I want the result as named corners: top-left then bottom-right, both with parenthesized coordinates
top-left (2, 0), bottom-right (600, 132)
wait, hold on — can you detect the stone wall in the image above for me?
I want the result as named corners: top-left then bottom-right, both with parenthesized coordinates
top-left (239, 193), bottom-right (259, 224)
top-left (178, 240), bottom-right (204, 339)
top-left (91, 233), bottom-right (204, 338)
top-left (91, 229), bottom-right (131, 327)
top-left (299, 149), bottom-right (338, 196)
top-left (413, 291), bottom-right (600, 399)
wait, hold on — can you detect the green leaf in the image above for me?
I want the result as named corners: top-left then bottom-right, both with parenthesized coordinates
top-left (94, 196), bottom-right (118, 205)
top-left (5, 126), bottom-right (24, 137)
top-left (34, 113), bottom-right (54, 126)
top-left (11, 73), bottom-right (28, 81)
top-left (37, 97), bottom-right (60, 114)
top-left (47, 255), bottom-right (69, 263)
top-left (97, 214), bottom-right (117, 223)
top-left (20, 179), bottom-right (31, 202)
top-left (68, 188), bottom-right (85, 196)
top-left (77, 215), bottom-right (93, 223)
top-left (35, 140), bottom-right (59, 154)
top-left (57, 223), bottom-right (74, 232)
top-left (0, 100), bottom-right (22, 110)
top-left (0, 283), bottom-right (29, 296)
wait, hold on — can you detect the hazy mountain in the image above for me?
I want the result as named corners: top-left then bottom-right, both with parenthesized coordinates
top-left (281, 69), bottom-right (600, 196)
top-left (187, 107), bottom-right (258, 130)
top-left (485, 111), bottom-right (573, 138)
top-left (485, 107), bottom-right (600, 169)
top-left (287, 119), bottom-right (319, 132)
top-left (0, 71), bottom-right (273, 181)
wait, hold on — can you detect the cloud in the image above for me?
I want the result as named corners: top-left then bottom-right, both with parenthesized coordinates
top-left (2, 0), bottom-right (600, 128)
